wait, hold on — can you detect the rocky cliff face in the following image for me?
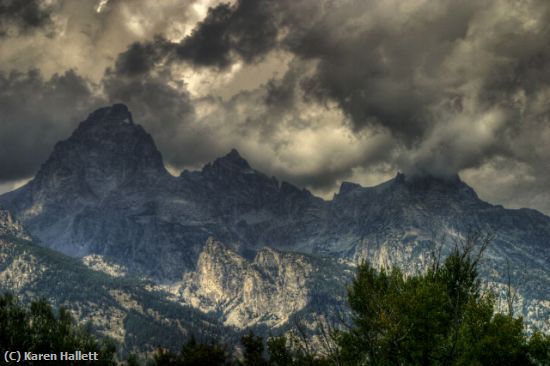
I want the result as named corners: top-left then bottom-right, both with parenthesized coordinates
top-left (167, 238), bottom-right (314, 328)
top-left (1, 104), bottom-right (549, 334)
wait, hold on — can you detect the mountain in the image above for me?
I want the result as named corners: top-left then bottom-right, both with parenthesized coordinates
top-left (1, 104), bottom-right (549, 334)
top-left (0, 206), bottom-right (348, 353)
top-left (0, 207), bottom-right (229, 354)
top-left (161, 237), bottom-right (351, 329)
top-left (0, 105), bottom-right (325, 279)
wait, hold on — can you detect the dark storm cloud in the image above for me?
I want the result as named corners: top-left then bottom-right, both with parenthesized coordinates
top-left (3, 0), bottom-right (550, 212)
top-left (174, 0), bottom-right (280, 67)
top-left (279, 0), bottom-right (550, 179)
top-left (114, 0), bottom-right (281, 75)
top-left (287, 1), bottom-right (478, 140)
top-left (110, 0), bottom-right (550, 189)
top-left (114, 37), bottom-right (174, 77)
top-left (0, 69), bottom-right (104, 182)
top-left (108, 0), bottom-right (493, 149)
top-left (0, 0), bottom-right (54, 37)
top-left (264, 64), bottom-right (297, 111)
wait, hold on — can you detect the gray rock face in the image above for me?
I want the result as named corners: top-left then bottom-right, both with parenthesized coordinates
top-left (1, 104), bottom-right (549, 333)
top-left (157, 237), bottom-right (351, 332)
top-left (167, 238), bottom-right (315, 328)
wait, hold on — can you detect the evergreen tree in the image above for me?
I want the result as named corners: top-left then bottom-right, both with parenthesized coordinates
top-left (150, 336), bottom-right (229, 366)
top-left (241, 331), bottom-right (269, 366)
top-left (0, 293), bottom-right (116, 365)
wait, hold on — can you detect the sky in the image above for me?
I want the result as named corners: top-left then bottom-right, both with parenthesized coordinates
top-left (1, 0), bottom-right (550, 214)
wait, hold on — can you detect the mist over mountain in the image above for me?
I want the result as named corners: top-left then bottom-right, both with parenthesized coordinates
top-left (0, 105), bottom-right (549, 348)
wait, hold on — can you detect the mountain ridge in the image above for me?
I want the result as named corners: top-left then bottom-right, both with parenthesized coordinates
top-left (1, 104), bottom-right (549, 334)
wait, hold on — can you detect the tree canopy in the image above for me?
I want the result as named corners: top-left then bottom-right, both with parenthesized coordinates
top-left (0, 294), bottom-right (116, 365)
top-left (337, 239), bottom-right (550, 366)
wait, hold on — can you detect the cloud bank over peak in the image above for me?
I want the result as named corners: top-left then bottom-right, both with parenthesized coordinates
top-left (2, 0), bottom-right (550, 214)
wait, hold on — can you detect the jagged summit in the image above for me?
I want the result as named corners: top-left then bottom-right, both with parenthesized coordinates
top-left (399, 172), bottom-right (461, 184)
top-left (85, 103), bottom-right (134, 125)
top-left (1, 105), bottom-right (550, 334)
top-left (179, 149), bottom-right (253, 180)
top-left (225, 148), bottom-right (243, 159)
top-left (395, 172), bottom-right (406, 183)
top-left (395, 172), bottom-right (479, 200)
top-left (10, 105), bottom-right (168, 214)
top-left (199, 148), bottom-right (275, 189)
top-left (210, 148), bottom-right (251, 170)
top-left (338, 181), bottom-right (362, 195)
top-left (337, 172), bottom-right (477, 199)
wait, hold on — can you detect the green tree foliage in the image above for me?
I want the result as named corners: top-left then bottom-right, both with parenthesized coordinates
top-left (267, 336), bottom-right (294, 366)
top-left (265, 334), bottom-right (330, 366)
top-left (150, 336), bottom-right (229, 366)
top-left (528, 332), bottom-right (550, 366)
top-left (337, 235), bottom-right (550, 366)
top-left (240, 331), bottom-right (269, 366)
top-left (123, 354), bottom-right (141, 366)
top-left (149, 332), bottom-right (331, 366)
top-left (0, 293), bottom-right (116, 365)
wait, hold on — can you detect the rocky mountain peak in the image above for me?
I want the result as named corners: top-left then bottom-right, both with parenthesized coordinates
top-left (86, 103), bottom-right (134, 125)
top-left (394, 172), bottom-right (406, 183)
top-left (203, 237), bottom-right (228, 255)
top-left (199, 149), bottom-right (280, 201)
top-left (29, 104), bottom-right (168, 201)
top-left (399, 173), bottom-right (479, 199)
top-left (210, 149), bottom-right (252, 171)
top-left (199, 238), bottom-right (247, 268)
top-left (177, 239), bottom-right (314, 328)
top-left (338, 181), bottom-right (363, 195)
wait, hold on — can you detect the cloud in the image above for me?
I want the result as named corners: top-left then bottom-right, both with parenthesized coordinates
top-left (0, 0), bottom-right (54, 38)
top-left (113, 0), bottom-right (283, 75)
top-left (0, 69), bottom-right (104, 182)
top-left (462, 155), bottom-right (550, 215)
top-left (174, 0), bottom-right (280, 68)
top-left (0, 0), bottom-right (218, 80)
top-left (114, 37), bottom-right (173, 77)
top-left (3, 0), bottom-right (550, 214)
top-left (275, 0), bottom-right (550, 181)
top-left (109, 0), bottom-right (550, 178)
